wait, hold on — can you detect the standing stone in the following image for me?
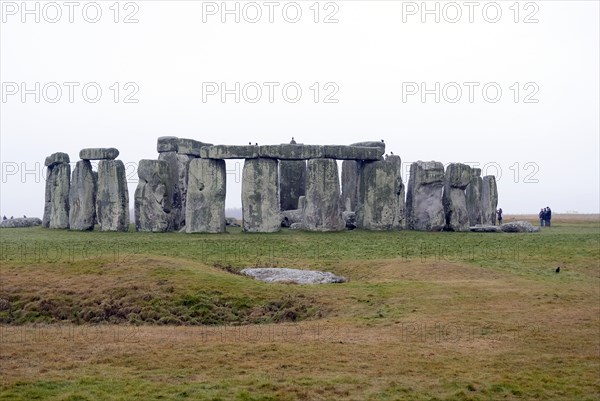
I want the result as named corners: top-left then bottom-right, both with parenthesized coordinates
top-left (186, 158), bottom-right (226, 233)
top-left (242, 158), bottom-right (280, 233)
top-left (158, 151), bottom-right (183, 230)
top-left (442, 163), bottom-right (472, 232)
top-left (481, 175), bottom-right (498, 225)
top-left (69, 160), bottom-right (97, 231)
top-left (96, 160), bottom-right (129, 231)
top-left (134, 160), bottom-right (173, 232)
top-left (279, 160), bottom-right (306, 211)
top-left (49, 163), bottom-right (71, 229)
top-left (176, 153), bottom-right (196, 226)
top-left (406, 161), bottom-right (445, 231)
top-left (356, 155), bottom-right (405, 230)
top-left (466, 168), bottom-right (483, 226)
top-left (341, 160), bottom-right (360, 212)
top-left (303, 159), bottom-right (345, 232)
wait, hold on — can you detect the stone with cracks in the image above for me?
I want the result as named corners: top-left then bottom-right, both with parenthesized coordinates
top-left (442, 163), bottom-right (472, 232)
top-left (242, 158), bottom-right (280, 233)
top-left (186, 158), bottom-right (226, 233)
top-left (341, 160), bottom-right (360, 212)
top-left (356, 155), bottom-right (405, 230)
top-left (96, 160), bottom-right (129, 231)
top-left (176, 153), bottom-right (197, 226)
top-left (303, 159), bottom-right (345, 231)
top-left (279, 160), bottom-right (306, 211)
top-left (351, 141), bottom-right (386, 152)
top-left (466, 168), bottom-right (483, 226)
top-left (157, 136), bottom-right (179, 153)
top-left (44, 163), bottom-right (71, 229)
top-left (134, 159), bottom-right (173, 232)
top-left (44, 152), bottom-right (70, 168)
top-left (481, 176), bottom-right (498, 225)
top-left (177, 138), bottom-right (212, 157)
top-left (79, 148), bottom-right (119, 160)
top-left (501, 221), bottom-right (540, 233)
top-left (406, 161), bottom-right (445, 231)
top-left (158, 151), bottom-right (183, 230)
top-left (69, 160), bottom-right (97, 231)
top-left (201, 145), bottom-right (259, 159)
top-left (0, 217), bottom-right (43, 228)
top-left (241, 268), bottom-right (347, 284)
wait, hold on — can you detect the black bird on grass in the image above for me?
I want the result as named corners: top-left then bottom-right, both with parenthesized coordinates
top-left (555, 266), bottom-right (560, 273)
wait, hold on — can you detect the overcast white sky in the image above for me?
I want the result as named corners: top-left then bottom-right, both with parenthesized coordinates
top-left (1, 0), bottom-right (599, 216)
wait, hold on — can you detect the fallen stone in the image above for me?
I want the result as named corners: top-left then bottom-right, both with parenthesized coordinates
top-left (406, 161), bottom-right (445, 231)
top-left (201, 145), bottom-right (259, 159)
top-left (79, 148), bottom-right (119, 160)
top-left (134, 159), bottom-right (173, 232)
top-left (241, 268), bottom-right (347, 284)
top-left (500, 221), bottom-right (540, 233)
top-left (0, 217), bottom-right (42, 228)
top-left (281, 208), bottom-right (303, 227)
top-left (466, 168), bottom-right (483, 226)
top-left (303, 159), bottom-right (345, 231)
top-left (177, 138), bottom-right (212, 157)
top-left (242, 158), bottom-right (281, 233)
top-left (290, 223), bottom-right (304, 230)
top-left (443, 163), bottom-right (471, 232)
top-left (186, 158), bottom-right (226, 233)
top-left (69, 160), bottom-right (97, 231)
top-left (469, 225), bottom-right (502, 233)
top-left (44, 152), bottom-right (70, 168)
top-left (481, 176), bottom-right (498, 225)
top-left (96, 160), bottom-right (129, 231)
top-left (356, 155), bottom-right (405, 230)
top-left (157, 136), bottom-right (179, 153)
top-left (225, 217), bottom-right (240, 227)
top-left (279, 160), bottom-right (306, 211)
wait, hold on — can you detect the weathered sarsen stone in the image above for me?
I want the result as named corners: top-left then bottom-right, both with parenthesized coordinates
top-left (177, 138), bottom-right (212, 157)
top-left (442, 163), bottom-right (471, 232)
top-left (303, 159), bottom-right (344, 231)
top-left (186, 158), bottom-right (226, 233)
top-left (341, 160), bottom-right (360, 212)
top-left (481, 175), bottom-right (498, 225)
top-left (466, 168), bottom-right (483, 226)
top-left (69, 160), bottom-right (97, 230)
top-left (158, 151), bottom-right (183, 230)
top-left (135, 160), bottom-right (173, 232)
top-left (356, 155), bottom-right (405, 230)
top-left (242, 158), bottom-right (281, 232)
top-left (79, 148), bottom-right (119, 160)
top-left (157, 136), bottom-right (179, 153)
top-left (279, 159), bottom-right (306, 211)
top-left (406, 161), bottom-right (445, 231)
top-left (96, 160), bottom-right (129, 231)
top-left (43, 152), bottom-right (71, 229)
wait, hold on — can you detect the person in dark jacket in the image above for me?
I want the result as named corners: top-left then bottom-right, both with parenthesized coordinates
top-left (497, 208), bottom-right (503, 225)
top-left (539, 208), bottom-right (545, 226)
top-left (545, 207), bottom-right (552, 227)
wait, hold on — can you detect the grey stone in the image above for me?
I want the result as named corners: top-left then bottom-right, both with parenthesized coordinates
top-left (443, 163), bottom-right (471, 232)
top-left (281, 209), bottom-right (303, 227)
top-left (201, 145), bottom-right (259, 159)
top-left (469, 225), bottom-right (502, 233)
top-left (279, 160), bottom-right (306, 211)
top-left (323, 145), bottom-right (384, 160)
top-left (500, 221), bottom-right (540, 233)
top-left (0, 217), bottom-right (42, 228)
top-left (177, 138), bottom-right (212, 157)
top-left (69, 160), bottom-right (97, 231)
top-left (303, 159), bottom-right (345, 231)
top-left (225, 217), bottom-right (240, 227)
top-left (157, 136), bottom-right (179, 153)
top-left (481, 176), bottom-right (498, 225)
top-left (241, 268), bottom-right (347, 284)
top-left (259, 144), bottom-right (323, 160)
top-left (351, 141), bottom-right (386, 152)
top-left (96, 160), bottom-right (129, 231)
top-left (298, 196), bottom-right (306, 211)
top-left (356, 155), bottom-right (405, 230)
top-left (466, 168), bottom-right (483, 226)
top-left (176, 153), bottom-right (196, 226)
top-left (46, 163), bottom-right (71, 229)
top-left (79, 148), bottom-right (119, 160)
top-left (406, 161), bottom-right (445, 231)
top-left (134, 160), bottom-right (173, 232)
top-left (158, 151), bottom-right (183, 230)
top-left (186, 158), bottom-right (226, 233)
top-left (44, 152), bottom-right (70, 168)
top-left (341, 160), bottom-right (360, 212)
top-left (242, 158), bottom-right (281, 233)
top-left (343, 211), bottom-right (357, 230)
top-left (290, 223), bottom-right (304, 230)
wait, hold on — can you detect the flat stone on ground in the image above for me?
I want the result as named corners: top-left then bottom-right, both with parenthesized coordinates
top-left (241, 268), bottom-right (347, 284)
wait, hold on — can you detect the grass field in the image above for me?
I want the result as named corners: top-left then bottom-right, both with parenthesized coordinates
top-left (1, 214), bottom-right (599, 400)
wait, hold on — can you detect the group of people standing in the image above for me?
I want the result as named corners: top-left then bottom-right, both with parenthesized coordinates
top-left (539, 207), bottom-right (552, 227)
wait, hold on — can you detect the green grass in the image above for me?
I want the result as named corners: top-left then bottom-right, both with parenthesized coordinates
top-left (0, 216), bottom-right (599, 400)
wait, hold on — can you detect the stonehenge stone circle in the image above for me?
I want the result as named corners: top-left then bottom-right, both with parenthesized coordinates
top-left (242, 158), bottom-right (281, 233)
top-left (481, 175), bottom-right (498, 225)
top-left (466, 168), bottom-right (483, 226)
top-left (134, 160), bottom-right (173, 232)
top-left (303, 158), bottom-right (345, 231)
top-left (186, 158), bottom-right (226, 233)
top-left (442, 163), bottom-right (472, 232)
top-left (406, 161), bottom-right (445, 231)
top-left (43, 152), bottom-right (71, 229)
top-left (79, 148), bottom-right (119, 160)
top-left (356, 155), bottom-right (405, 230)
top-left (69, 160), bottom-right (97, 230)
top-left (96, 160), bottom-right (129, 231)
top-left (279, 159), bottom-right (307, 211)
